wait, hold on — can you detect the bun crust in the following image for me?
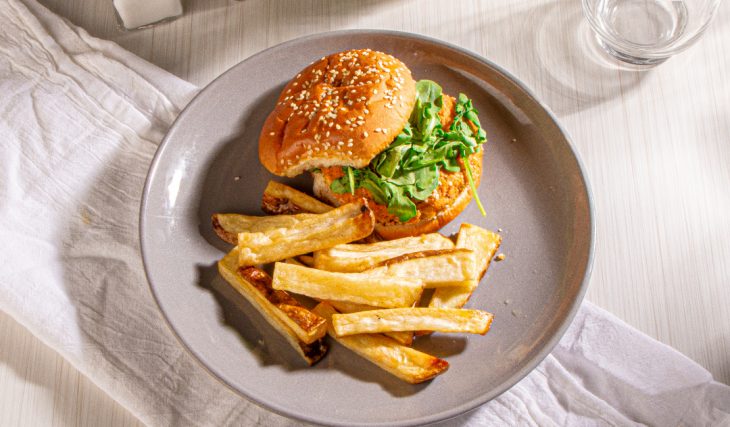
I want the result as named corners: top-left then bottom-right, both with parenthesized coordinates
top-left (259, 49), bottom-right (417, 177)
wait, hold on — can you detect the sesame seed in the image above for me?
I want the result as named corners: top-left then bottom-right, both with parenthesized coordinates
top-left (347, 150), bottom-right (353, 155)
top-left (363, 131), bottom-right (369, 138)
top-left (269, 132), bottom-right (275, 136)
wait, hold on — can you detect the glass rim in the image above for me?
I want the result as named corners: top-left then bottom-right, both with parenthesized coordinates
top-left (581, 0), bottom-right (723, 58)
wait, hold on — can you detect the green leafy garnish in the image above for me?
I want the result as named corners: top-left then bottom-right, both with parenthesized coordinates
top-left (331, 80), bottom-right (487, 222)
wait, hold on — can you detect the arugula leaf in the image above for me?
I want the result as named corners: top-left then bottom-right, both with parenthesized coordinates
top-left (330, 80), bottom-right (488, 222)
top-left (384, 182), bottom-right (417, 221)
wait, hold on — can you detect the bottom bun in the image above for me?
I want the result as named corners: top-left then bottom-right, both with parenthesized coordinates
top-left (313, 152), bottom-right (482, 240)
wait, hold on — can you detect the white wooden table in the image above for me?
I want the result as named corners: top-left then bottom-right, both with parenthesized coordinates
top-left (3, 0), bottom-right (729, 425)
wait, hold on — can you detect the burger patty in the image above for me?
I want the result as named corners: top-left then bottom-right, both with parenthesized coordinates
top-left (316, 94), bottom-right (483, 226)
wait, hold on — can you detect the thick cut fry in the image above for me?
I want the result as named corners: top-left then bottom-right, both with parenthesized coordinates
top-left (237, 202), bottom-right (375, 266)
top-left (332, 308), bottom-right (494, 336)
top-left (297, 255), bottom-right (314, 267)
top-left (217, 249), bottom-right (327, 364)
top-left (313, 303), bottom-right (448, 384)
top-left (456, 223), bottom-right (502, 279)
top-left (427, 287), bottom-right (473, 310)
top-left (220, 250), bottom-right (326, 343)
top-left (430, 224), bottom-right (501, 309)
top-left (272, 262), bottom-right (423, 308)
top-left (364, 249), bottom-right (477, 287)
top-left (261, 181), bottom-right (332, 215)
top-left (313, 233), bottom-right (454, 273)
top-left (212, 212), bottom-right (319, 245)
top-left (327, 300), bottom-right (413, 346)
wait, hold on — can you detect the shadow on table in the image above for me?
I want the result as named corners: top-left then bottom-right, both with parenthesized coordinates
top-left (527, 0), bottom-right (651, 115)
top-left (438, 0), bottom-right (651, 116)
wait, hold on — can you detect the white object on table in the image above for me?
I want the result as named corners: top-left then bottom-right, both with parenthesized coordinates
top-left (112, 0), bottom-right (181, 30)
top-left (2, 0), bottom-right (730, 426)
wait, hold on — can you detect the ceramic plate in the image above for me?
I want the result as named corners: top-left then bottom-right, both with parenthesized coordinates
top-left (140, 30), bottom-right (593, 426)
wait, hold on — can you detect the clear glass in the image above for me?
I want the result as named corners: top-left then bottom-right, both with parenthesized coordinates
top-left (582, 0), bottom-right (723, 65)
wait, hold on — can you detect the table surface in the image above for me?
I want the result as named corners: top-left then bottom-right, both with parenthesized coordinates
top-left (3, 0), bottom-right (729, 425)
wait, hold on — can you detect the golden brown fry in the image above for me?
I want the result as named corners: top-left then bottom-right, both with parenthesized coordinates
top-left (297, 255), bottom-right (315, 267)
top-left (427, 285), bottom-right (475, 310)
top-left (262, 181), bottom-right (332, 215)
top-left (313, 233), bottom-right (454, 273)
top-left (326, 300), bottom-right (413, 346)
top-left (237, 202), bottom-right (375, 266)
top-left (217, 249), bottom-right (327, 364)
top-left (331, 308), bottom-right (494, 336)
top-left (272, 262), bottom-right (423, 308)
top-left (456, 223), bottom-right (502, 280)
top-left (212, 212), bottom-right (319, 245)
top-left (313, 303), bottom-right (448, 384)
top-left (429, 224), bottom-right (501, 309)
top-left (364, 249), bottom-right (478, 287)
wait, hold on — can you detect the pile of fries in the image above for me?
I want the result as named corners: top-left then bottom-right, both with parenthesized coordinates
top-left (213, 181), bottom-right (502, 383)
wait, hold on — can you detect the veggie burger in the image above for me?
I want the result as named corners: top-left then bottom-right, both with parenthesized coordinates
top-left (259, 49), bottom-right (487, 239)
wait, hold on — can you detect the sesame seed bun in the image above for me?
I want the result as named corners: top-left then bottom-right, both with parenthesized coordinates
top-left (259, 49), bottom-right (417, 177)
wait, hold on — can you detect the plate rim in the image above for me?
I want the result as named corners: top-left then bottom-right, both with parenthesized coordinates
top-left (139, 28), bottom-right (595, 427)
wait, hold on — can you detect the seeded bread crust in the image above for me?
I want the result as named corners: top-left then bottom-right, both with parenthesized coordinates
top-left (259, 49), bottom-right (417, 177)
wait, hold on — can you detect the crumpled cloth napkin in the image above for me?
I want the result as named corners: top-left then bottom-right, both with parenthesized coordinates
top-left (1, 1), bottom-right (728, 426)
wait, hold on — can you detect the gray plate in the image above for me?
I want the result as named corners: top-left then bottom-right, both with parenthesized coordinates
top-left (140, 30), bottom-right (593, 426)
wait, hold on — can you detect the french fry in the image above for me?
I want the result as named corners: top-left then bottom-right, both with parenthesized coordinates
top-left (262, 181), bottom-right (332, 215)
top-left (457, 223), bottom-right (502, 279)
top-left (426, 286), bottom-right (474, 311)
top-left (217, 249), bottom-right (328, 364)
top-left (237, 202), bottom-right (375, 266)
top-left (313, 303), bottom-right (449, 384)
top-left (327, 300), bottom-right (413, 346)
top-left (212, 212), bottom-right (319, 245)
top-left (313, 233), bottom-right (454, 273)
top-left (272, 262), bottom-right (423, 308)
top-left (331, 307), bottom-right (493, 336)
top-left (297, 255), bottom-right (315, 267)
top-left (364, 249), bottom-right (478, 287)
top-left (429, 224), bottom-right (501, 309)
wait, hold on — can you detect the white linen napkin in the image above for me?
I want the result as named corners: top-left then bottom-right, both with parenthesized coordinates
top-left (1, 1), bottom-right (728, 425)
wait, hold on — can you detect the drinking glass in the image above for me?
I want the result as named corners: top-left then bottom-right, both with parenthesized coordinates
top-left (582, 0), bottom-right (723, 65)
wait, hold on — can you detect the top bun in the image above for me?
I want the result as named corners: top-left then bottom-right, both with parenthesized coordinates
top-left (259, 49), bottom-right (417, 177)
